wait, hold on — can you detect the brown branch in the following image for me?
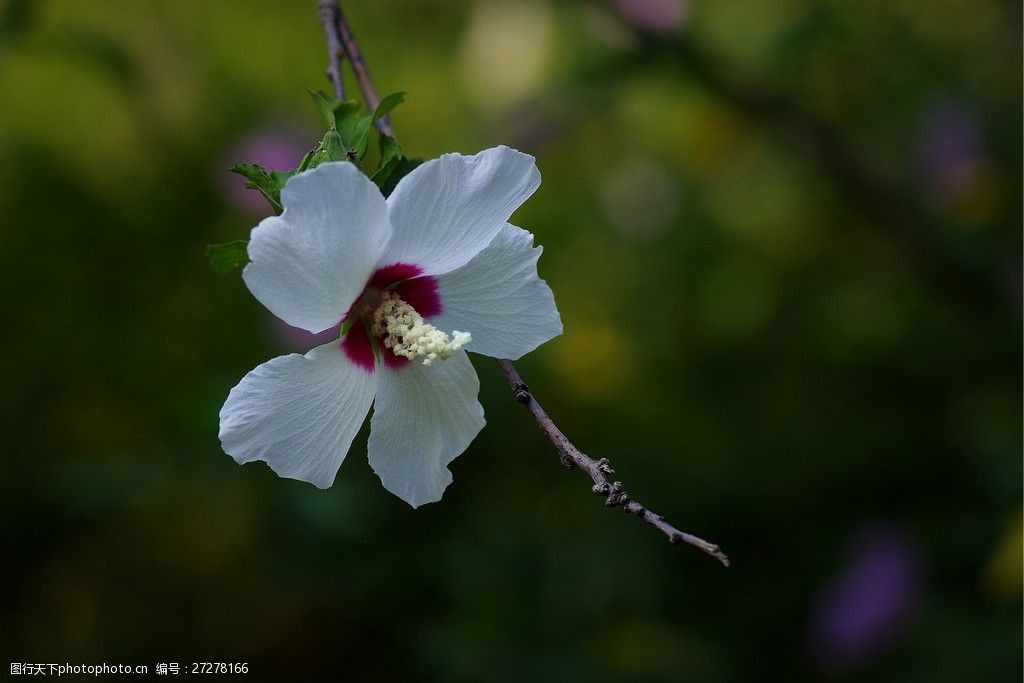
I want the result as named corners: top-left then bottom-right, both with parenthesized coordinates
top-left (497, 360), bottom-right (728, 565)
top-left (318, 0), bottom-right (728, 565)
top-left (331, 2), bottom-right (394, 137)
top-left (317, 0), bottom-right (346, 100)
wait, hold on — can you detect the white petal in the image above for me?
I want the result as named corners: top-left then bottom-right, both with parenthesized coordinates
top-left (219, 341), bottom-right (376, 489)
top-left (243, 162), bottom-right (392, 333)
top-left (382, 146), bottom-right (540, 276)
top-left (368, 352), bottom-right (485, 507)
top-left (432, 224), bottom-right (562, 360)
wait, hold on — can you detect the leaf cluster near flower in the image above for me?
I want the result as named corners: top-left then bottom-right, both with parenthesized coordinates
top-left (208, 90), bottom-right (420, 273)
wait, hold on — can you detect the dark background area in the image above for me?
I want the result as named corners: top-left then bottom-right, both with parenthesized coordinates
top-left (1, 0), bottom-right (1021, 680)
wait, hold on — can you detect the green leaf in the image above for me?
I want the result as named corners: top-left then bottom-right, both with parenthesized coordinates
top-left (323, 98), bottom-right (370, 160)
top-left (371, 134), bottom-right (403, 188)
top-left (299, 138), bottom-right (333, 171)
top-left (379, 156), bottom-right (423, 197)
top-left (270, 169), bottom-right (294, 190)
top-left (296, 148), bottom-right (317, 173)
top-left (321, 130), bottom-right (347, 162)
top-left (206, 240), bottom-right (249, 274)
top-left (336, 112), bottom-right (372, 160)
top-left (333, 99), bottom-right (361, 123)
top-left (229, 163), bottom-right (283, 213)
top-left (372, 91), bottom-right (405, 121)
top-left (339, 315), bottom-right (357, 337)
top-left (310, 94), bottom-right (369, 157)
top-left (309, 89), bottom-right (337, 129)
top-left (351, 116), bottom-right (373, 158)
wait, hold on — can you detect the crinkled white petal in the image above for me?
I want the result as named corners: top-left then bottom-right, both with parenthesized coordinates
top-left (381, 145), bottom-right (540, 276)
top-left (219, 341), bottom-right (376, 489)
top-left (431, 223), bottom-right (562, 360)
top-left (243, 162), bottom-right (392, 333)
top-left (367, 351), bottom-right (485, 507)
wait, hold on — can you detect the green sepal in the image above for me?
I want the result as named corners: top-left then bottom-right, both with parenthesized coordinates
top-left (206, 240), bottom-right (249, 274)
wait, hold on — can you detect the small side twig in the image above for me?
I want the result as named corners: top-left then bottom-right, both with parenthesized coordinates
top-left (497, 360), bottom-right (729, 566)
top-left (318, 0), bottom-right (727, 565)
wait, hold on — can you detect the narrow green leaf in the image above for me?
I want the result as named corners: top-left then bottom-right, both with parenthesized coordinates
top-left (206, 240), bottom-right (249, 274)
top-left (309, 90), bottom-right (337, 129)
top-left (229, 163), bottom-right (283, 213)
top-left (371, 134), bottom-right (403, 188)
top-left (379, 157), bottom-right (423, 197)
top-left (350, 115), bottom-right (372, 158)
top-left (372, 91), bottom-right (405, 121)
top-left (339, 315), bottom-right (356, 337)
top-left (332, 99), bottom-right (361, 122)
top-left (296, 148), bottom-right (317, 173)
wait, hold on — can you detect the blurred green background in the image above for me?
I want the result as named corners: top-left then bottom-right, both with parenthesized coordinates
top-left (2, 0), bottom-right (1021, 679)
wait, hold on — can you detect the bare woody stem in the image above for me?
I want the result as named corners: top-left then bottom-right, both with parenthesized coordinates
top-left (317, 0), bottom-right (728, 565)
top-left (317, 0), bottom-right (346, 100)
top-left (320, 0), bottom-right (395, 137)
top-left (497, 360), bottom-right (729, 565)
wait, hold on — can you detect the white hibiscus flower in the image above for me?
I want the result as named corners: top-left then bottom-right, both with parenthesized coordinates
top-left (219, 146), bottom-right (562, 507)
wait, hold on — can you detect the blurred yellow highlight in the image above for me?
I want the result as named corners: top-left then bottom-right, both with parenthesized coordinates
top-left (459, 0), bottom-right (554, 109)
top-left (983, 513), bottom-right (1023, 601)
top-left (548, 324), bottom-right (633, 401)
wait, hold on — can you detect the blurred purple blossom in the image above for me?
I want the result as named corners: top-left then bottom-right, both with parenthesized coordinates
top-left (614, 0), bottom-right (689, 33)
top-left (916, 100), bottom-right (985, 203)
top-left (808, 525), bottom-right (923, 671)
top-left (219, 122), bottom-right (312, 214)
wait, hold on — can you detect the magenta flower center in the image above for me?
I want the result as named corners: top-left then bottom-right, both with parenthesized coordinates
top-left (340, 263), bottom-right (441, 372)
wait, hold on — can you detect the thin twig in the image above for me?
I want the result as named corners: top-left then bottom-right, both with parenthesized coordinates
top-left (497, 360), bottom-right (729, 565)
top-left (332, 2), bottom-right (394, 137)
top-left (317, 0), bottom-right (346, 100)
top-left (318, 0), bottom-right (728, 565)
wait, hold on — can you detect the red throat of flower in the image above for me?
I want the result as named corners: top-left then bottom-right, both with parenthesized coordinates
top-left (340, 263), bottom-right (441, 372)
